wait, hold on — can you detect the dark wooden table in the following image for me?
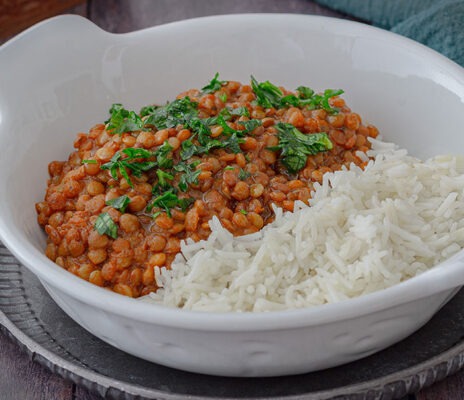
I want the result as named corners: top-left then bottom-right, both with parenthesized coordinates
top-left (1, 1), bottom-right (464, 399)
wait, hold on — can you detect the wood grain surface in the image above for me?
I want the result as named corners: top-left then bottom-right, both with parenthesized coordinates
top-left (0, 0), bottom-right (86, 40)
top-left (0, 1), bottom-right (463, 399)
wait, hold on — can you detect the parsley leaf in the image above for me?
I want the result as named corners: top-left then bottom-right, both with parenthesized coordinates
top-left (188, 118), bottom-right (213, 146)
top-left (229, 106), bottom-right (250, 117)
top-left (250, 77), bottom-right (343, 114)
top-left (216, 115), bottom-right (240, 136)
top-left (238, 119), bottom-right (262, 133)
top-left (106, 104), bottom-right (144, 135)
top-left (179, 113), bottom-right (239, 158)
top-left (140, 104), bottom-right (157, 117)
top-left (203, 138), bottom-right (226, 152)
top-left (307, 89), bottom-right (344, 114)
top-left (279, 94), bottom-right (301, 107)
top-left (121, 148), bottom-right (157, 177)
top-left (106, 195), bottom-right (131, 213)
top-left (142, 99), bottom-right (252, 160)
top-left (180, 138), bottom-right (198, 160)
top-left (179, 134), bottom-right (229, 160)
top-left (101, 148), bottom-right (156, 187)
top-left (223, 133), bottom-right (245, 154)
top-left (122, 147), bottom-right (152, 159)
top-left (148, 190), bottom-right (194, 217)
top-left (156, 169), bottom-right (174, 188)
top-left (94, 212), bottom-right (118, 239)
top-left (82, 159), bottom-right (97, 164)
top-left (281, 86), bottom-right (343, 113)
top-left (154, 141), bottom-right (174, 169)
top-left (269, 123), bottom-right (333, 173)
top-left (177, 197), bottom-right (195, 211)
top-left (250, 76), bottom-right (283, 109)
top-left (215, 115), bottom-right (261, 138)
top-left (143, 97), bottom-right (198, 130)
top-left (201, 73), bottom-right (227, 94)
top-left (296, 86), bottom-right (315, 99)
top-left (238, 168), bottom-right (251, 180)
top-left (174, 161), bottom-right (201, 192)
top-left (219, 107), bottom-right (250, 121)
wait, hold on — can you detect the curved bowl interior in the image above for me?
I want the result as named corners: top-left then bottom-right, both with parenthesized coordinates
top-left (1, 14), bottom-right (464, 376)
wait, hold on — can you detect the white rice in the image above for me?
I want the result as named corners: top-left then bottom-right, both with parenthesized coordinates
top-left (143, 139), bottom-right (464, 312)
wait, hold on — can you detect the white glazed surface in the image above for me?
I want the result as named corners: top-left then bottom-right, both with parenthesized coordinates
top-left (1, 14), bottom-right (464, 377)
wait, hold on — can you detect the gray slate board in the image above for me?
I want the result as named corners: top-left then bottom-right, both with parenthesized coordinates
top-left (2, 243), bottom-right (464, 399)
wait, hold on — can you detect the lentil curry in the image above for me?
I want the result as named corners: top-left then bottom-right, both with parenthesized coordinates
top-left (36, 75), bottom-right (379, 298)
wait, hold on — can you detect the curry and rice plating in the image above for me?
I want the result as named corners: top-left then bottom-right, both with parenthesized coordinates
top-left (35, 75), bottom-right (379, 298)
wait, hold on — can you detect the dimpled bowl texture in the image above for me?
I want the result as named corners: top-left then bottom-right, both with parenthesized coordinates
top-left (1, 14), bottom-right (464, 377)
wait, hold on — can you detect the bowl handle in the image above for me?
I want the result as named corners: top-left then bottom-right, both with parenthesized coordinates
top-left (1, 14), bottom-right (106, 50)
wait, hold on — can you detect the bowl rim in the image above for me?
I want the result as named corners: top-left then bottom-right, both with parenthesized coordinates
top-left (1, 13), bottom-right (464, 331)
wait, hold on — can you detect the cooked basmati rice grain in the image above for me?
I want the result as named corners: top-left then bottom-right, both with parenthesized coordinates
top-left (142, 140), bottom-right (464, 312)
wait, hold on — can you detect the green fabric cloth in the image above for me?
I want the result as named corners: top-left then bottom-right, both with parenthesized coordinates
top-left (314, 0), bottom-right (464, 67)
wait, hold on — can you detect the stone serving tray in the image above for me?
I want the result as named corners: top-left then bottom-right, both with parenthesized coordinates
top-left (1, 243), bottom-right (464, 400)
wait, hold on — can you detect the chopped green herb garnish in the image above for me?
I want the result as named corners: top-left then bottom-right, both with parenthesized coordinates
top-left (179, 126), bottom-right (239, 159)
top-left (147, 191), bottom-right (177, 215)
top-left (140, 96), bottom-right (252, 161)
top-left (250, 76), bottom-right (284, 109)
top-left (306, 89), bottom-right (344, 114)
top-left (143, 97), bottom-right (198, 130)
top-left (122, 147), bottom-right (153, 159)
top-left (97, 77), bottom-right (344, 221)
top-left (223, 133), bottom-right (245, 154)
top-left (101, 148), bottom-right (156, 187)
top-left (268, 123), bottom-right (333, 173)
top-left (224, 166), bottom-right (235, 171)
top-left (106, 103), bottom-right (144, 135)
top-left (239, 209), bottom-right (248, 215)
top-left (188, 118), bottom-right (214, 146)
top-left (174, 161), bottom-right (201, 192)
top-left (279, 94), bottom-right (302, 107)
top-left (214, 115), bottom-right (261, 138)
top-left (231, 107), bottom-right (250, 117)
top-left (156, 169), bottom-right (174, 189)
top-left (94, 212), bottom-right (118, 239)
top-left (216, 115), bottom-right (241, 136)
top-left (148, 190), bottom-right (194, 217)
top-left (202, 115), bottom-right (222, 126)
top-left (250, 76), bottom-right (343, 114)
top-left (106, 195), bottom-right (131, 213)
top-left (179, 138), bottom-right (198, 160)
top-left (238, 119), bottom-right (262, 133)
top-left (203, 138), bottom-right (227, 152)
top-left (201, 73), bottom-right (227, 94)
top-left (178, 197), bottom-right (195, 211)
top-left (238, 168), bottom-right (251, 180)
top-left (220, 106), bottom-right (250, 118)
top-left (296, 86), bottom-right (315, 99)
top-left (154, 141), bottom-right (174, 169)
top-left (140, 104), bottom-right (157, 117)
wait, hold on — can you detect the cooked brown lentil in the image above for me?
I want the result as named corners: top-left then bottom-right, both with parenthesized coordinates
top-left (36, 78), bottom-right (378, 298)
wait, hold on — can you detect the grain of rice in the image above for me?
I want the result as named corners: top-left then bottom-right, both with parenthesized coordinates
top-left (142, 140), bottom-right (464, 312)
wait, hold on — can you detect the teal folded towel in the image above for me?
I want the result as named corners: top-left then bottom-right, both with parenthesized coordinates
top-left (314, 0), bottom-right (464, 67)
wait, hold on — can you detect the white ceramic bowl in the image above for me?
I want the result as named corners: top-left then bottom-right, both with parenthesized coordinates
top-left (1, 14), bottom-right (464, 377)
